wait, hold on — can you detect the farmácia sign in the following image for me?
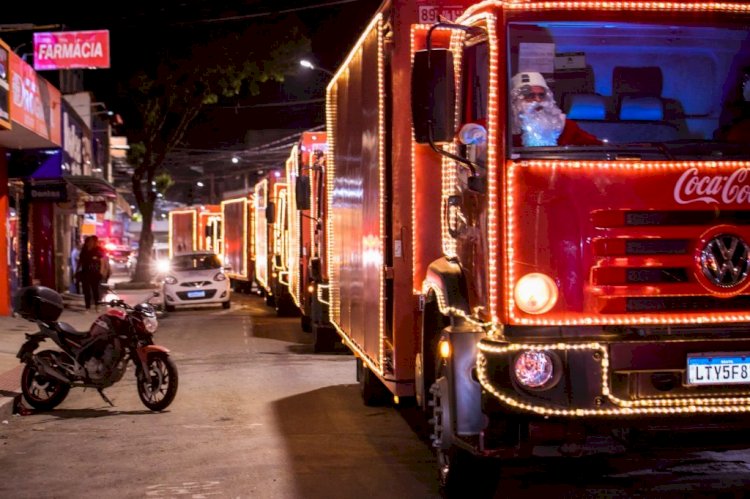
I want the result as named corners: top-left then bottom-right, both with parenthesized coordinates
top-left (33, 30), bottom-right (110, 70)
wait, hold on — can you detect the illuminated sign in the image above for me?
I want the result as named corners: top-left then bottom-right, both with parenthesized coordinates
top-left (33, 30), bottom-right (110, 70)
top-left (0, 39), bottom-right (10, 130)
top-left (9, 52), bottom-right (61, 145)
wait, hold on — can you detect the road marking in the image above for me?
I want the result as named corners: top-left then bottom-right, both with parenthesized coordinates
top-left (145, 480), bottom-right (222, 497)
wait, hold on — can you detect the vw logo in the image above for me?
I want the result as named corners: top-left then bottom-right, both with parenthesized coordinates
top-left (700, 234), bottom-right (750, 288)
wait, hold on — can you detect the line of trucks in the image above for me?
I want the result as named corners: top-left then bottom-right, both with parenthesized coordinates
top-left (169, 0), bottom-right (750, 492)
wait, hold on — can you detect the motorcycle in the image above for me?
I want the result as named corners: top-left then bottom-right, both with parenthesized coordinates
top-left (13, 285), bottom-right (178, 412)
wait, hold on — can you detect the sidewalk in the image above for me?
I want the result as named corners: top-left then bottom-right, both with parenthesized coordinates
top-left (0, 280), bottom-right (158, 420)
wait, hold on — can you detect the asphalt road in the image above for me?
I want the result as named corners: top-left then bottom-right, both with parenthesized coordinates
top-left (1, 289), bottom-right (750, 498)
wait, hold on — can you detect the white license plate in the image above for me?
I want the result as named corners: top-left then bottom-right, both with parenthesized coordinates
top-left (687, 353), bottom-right (750, 386)
top-left (187, 290), bottom-right (205, 298)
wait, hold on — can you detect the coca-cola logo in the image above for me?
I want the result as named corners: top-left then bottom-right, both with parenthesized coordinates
top-left (674, 167), bottom-right (750, 205)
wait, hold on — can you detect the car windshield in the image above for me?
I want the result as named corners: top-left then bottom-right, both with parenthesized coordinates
top-left (171, 254), bottom-right (222, 271)
top-left (487, 20), bottom-right (750, 160)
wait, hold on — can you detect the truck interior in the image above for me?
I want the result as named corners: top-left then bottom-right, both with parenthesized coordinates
top-left (499, 20), bottom-right (750, 159)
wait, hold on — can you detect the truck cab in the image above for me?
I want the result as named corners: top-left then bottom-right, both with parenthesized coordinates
top-left (409, 0), bottom-right (750, 490)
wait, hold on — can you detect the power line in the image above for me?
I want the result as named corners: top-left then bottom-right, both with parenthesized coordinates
top-left (171, 0), bottom-right (363, 26)
top-left (213, 97), bottom-right (324, 109)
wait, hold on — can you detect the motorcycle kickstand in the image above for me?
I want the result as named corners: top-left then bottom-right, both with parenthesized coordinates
top-left (97, 388), bottom-right (114, 407)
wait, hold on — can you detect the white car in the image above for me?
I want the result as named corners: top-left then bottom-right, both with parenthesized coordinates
top-left (162, 251), bottom-right (231, 312)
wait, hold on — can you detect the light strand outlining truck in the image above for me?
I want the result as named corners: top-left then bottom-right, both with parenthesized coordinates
top-left (168, 205), bottom-right (222, 258)
top-left (282, 130), bottom-right (340, 350)
top-left (221, 193), bottom-right (254, 292)
top-left (318, 0), bottom-right (750, 491)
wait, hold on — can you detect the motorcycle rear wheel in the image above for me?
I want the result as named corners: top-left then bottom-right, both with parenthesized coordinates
top-left (21, 350), bottom-right (71, 411)
top-left (137, 352), bottom-right (178, 411)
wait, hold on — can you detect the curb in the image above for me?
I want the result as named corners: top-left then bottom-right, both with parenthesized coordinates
top-left (0, 365), bottom-right (22, 421)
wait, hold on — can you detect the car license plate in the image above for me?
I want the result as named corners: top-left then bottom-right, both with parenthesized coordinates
top-left (687, 353), bottom-right (750, 386)
top-left (187, 290), bottom-right (205, 298)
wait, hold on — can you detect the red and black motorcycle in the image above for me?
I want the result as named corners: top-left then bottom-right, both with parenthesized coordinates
top-left (14, 286), bottom-right (178, 412)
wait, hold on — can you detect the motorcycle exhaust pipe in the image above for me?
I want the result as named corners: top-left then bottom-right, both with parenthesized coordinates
top-left (32, 357), bottom-right (71, 384)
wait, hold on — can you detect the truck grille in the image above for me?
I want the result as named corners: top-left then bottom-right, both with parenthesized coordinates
top-left (591, 209), bottom-right (750, 314)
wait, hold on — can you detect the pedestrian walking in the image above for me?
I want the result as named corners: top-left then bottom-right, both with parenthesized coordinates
top-left (69, 239), bottom-right (81, 293)
top-left (76, 236), bottom-right (107, 311)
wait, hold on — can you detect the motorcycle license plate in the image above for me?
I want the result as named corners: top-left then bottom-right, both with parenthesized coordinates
top-left (187, 290), bottom-right (205, 298)
top-left (687, 353), bottom-right (750, 386)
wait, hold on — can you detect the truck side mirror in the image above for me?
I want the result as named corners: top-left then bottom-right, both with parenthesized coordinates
top-left (266, 202), bottom-right (275, 224)
top-left (411, 49), bottom-right (455, 144)
top-left (295, 176), bottom-right (311, 211)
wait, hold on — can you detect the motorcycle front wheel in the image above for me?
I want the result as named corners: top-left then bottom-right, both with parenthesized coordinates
top-left (137, 352), bottom-right (178, 411)
top-left (21, 350), bottom-right (71, 411)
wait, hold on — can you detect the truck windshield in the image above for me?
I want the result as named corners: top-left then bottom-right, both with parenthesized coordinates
top-left (507, 21), bottom-right (750, 160)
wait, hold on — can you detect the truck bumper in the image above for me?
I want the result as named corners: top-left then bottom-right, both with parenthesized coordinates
top-left (477, 336), bottom-right (750, 418)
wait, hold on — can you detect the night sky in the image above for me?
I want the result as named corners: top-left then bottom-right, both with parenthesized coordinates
top-left (1, 0), bottom-right (384, 188)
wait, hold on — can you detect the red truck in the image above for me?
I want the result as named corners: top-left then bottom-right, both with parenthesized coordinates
top-left (282, 130), bottom-right (337, 349)
top-left (322, 0), bottom-right (750, 491)
top-left (251, 171), bottom-right (291, 311)
top-left (168, 205), bottom-right (222, 258)
top-left (221, 194), bottom-right (254, 291)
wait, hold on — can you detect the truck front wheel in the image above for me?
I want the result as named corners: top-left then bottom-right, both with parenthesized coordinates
top-left (431, 373), bottom-right (500, 496)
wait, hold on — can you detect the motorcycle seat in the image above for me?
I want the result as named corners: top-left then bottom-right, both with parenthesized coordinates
top-left (55, 321), bottom-right (89, 336)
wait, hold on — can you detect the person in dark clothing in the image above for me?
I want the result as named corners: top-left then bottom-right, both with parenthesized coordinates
top-left (77, 235), bottom-right (106, 311)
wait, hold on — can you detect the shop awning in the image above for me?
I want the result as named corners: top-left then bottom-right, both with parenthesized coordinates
top-left (64, 175), bottom-right (117, 199)
top-left (64, 175), bottom-right (132, 217)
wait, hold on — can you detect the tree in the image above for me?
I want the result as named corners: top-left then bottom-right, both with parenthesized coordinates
top-left (124, 17), bottom-right (310, 282)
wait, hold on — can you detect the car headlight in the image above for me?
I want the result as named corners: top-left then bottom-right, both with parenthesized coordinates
top-left (156, 259), bottom-right (171, 273)
top-left (513, 273), bottom-right (558, 314)
top-left (214, 272), bottom-right (227, 281)
top-left (164, 275), bottom-right (177, 285)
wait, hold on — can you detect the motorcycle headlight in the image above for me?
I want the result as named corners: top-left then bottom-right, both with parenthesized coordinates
top-left (164, 275), bottom-right (177, 285)
top-left (143, 316), bottom-right (158, 333)
top-left (214, 272), bottom-right (227, 281)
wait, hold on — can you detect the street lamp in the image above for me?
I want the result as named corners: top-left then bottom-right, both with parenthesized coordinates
top-left (300, 59), bottom-right (334, 78)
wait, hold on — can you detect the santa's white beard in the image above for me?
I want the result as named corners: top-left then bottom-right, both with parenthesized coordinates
top-left (514, 100), bottom-right (566, 147)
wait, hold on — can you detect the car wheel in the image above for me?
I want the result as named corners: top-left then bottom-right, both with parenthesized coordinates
top-left (222, 301), bottom-right (231, 309)
top-left (165, 304), bottom-right (176, 312)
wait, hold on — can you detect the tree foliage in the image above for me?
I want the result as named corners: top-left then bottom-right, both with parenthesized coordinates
top-left (124, 17), bottom-right (310, 282)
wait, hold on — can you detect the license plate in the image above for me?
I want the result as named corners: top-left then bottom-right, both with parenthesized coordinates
top-left (687, 353), bottom-right (750, 386)
top-left (187, 290), bottom-right (205, 298)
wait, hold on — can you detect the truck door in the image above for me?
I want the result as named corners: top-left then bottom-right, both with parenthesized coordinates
top-left (451, 29), bottom-right (491, 313)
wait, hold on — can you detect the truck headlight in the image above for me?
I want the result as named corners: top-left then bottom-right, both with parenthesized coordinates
top-left (514, 273), bottom-right (558, 314)
top-left (513, 350), bottom-right (557, 389)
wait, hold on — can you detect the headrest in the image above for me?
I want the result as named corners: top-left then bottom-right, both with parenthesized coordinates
top-left (565, 94), bottom-right (606, 120)
top-left (619, 96), bottom-right (664, 121)
top-left (613, 66), bottom-right (663, 98)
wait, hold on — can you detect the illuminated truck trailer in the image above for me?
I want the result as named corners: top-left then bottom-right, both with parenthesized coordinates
top-left (284, 130), bottom-right (337, 350)
top-left (168, 205), bottom-right (222, 258)
top-left (326, 0), bottom-right (750, 491)
top-left (221, 194), bottom-right (254, 291)
top-left (252, 172), bottom-right (288, 309)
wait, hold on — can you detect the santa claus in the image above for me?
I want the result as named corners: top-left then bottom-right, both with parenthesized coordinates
top-left (511, 71), bottom-right (602, 147)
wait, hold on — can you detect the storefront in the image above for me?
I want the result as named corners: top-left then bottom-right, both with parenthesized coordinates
top-left (0, 42), bottom-right (121, 313)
